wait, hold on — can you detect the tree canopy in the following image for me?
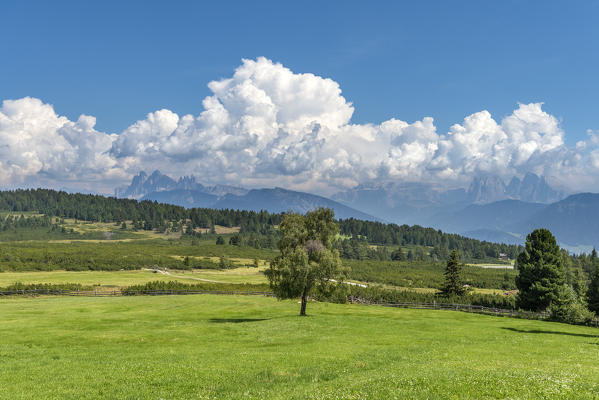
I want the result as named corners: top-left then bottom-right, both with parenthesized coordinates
top-left (586, 255), bottom-right (599, 314)
top-left (515, 229), bottom-right (566, 311)
top-left (264, 208), bottom-right (346, 316)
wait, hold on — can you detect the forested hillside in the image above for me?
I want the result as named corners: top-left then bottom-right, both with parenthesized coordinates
top-left (0, 189), bottom-right (523, 261)
top-left (0, 189), bottom-right (283, 232)
top-left (338, 219), bottom-right (522, 259)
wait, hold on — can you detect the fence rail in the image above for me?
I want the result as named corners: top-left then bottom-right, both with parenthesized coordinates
top-left (2, 288), bottom-right (598, 327)
top-left (378, 301), bottom-right (547, 320)
top-left (350, 298), bottom-right (599, 327)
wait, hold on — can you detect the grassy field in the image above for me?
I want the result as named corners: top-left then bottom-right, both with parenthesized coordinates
top-left (0, 268), bottom-right (510, 296)
top-left (61, 219), bottom-right (240, 238)
top-left (346, 259), bottom-right (517, 290)
top-left (0, 239), bottom-right (278, 272)
top-left (0, 267), bottom-right (269, 287)
top-left (0, 295), bottom-right (598, 399)
top-left (0, 269), bottom-right (203, 287)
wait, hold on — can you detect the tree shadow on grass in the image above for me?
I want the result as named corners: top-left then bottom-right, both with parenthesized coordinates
top-left (208, 318), bottom-right (270, 323)
top-left (502, 327), bottom-right (599, 338)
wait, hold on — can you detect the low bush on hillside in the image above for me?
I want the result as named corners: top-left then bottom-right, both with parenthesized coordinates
top-left (0, 282), bottom-right (92, 292)
top-left (346, 259), bottom-right (517, 290)
top-left (548, 284), bottom-right (596, 324)
top-left (343, 285), bottom-right (516, 309)
top-left (122, 280), bottom-right (271, 295)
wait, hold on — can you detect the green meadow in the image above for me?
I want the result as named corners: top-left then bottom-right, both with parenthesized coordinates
top-left (0, 267), bottom-right (269, 288)
top-left (0, 198), bottom-right (595, 398)
top-left (1, 294), bottom-right (598, 399)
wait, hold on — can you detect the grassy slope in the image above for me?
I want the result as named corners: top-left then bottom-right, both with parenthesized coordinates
top-left (0, 269), bottom-right (210, 287)
top-left (0, 240), bottom-right (277, 272)
top-left (1, 295), bottom-right (598, 399)
top-left (346, 259), bottom-right (517, 290)
top-left (0, 268), bottom-right (508, 295)
top-left (0, 267), bottom-right (269, 287)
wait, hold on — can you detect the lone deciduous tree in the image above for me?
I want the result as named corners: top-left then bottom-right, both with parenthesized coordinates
top-left (440, 250), bottom-right (466, 296)
top-left (264, 208), bottom-right (346, 316)
top-left (516, 229), bottom-right (566, 311)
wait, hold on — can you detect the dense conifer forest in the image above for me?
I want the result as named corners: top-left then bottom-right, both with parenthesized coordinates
top-left (0, 189), bottom-right (523, 262)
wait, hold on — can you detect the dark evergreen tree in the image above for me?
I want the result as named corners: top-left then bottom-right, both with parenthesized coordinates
top-left (440, 250), bottom-right (465, 296)
top-left (587, 260), bottom-right (599, 314)
top-left (515, 229), bottom-right (566, 311)
top-left (391, 248), bottom-right (405, 261)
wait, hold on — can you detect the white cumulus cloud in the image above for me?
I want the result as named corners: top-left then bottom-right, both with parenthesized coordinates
top-left (0, 97), bottom-right (122, 191)
top-left (2, 58), bottom-right (599, 195)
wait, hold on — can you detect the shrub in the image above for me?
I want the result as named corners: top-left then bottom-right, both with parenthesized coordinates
top-left (122, 280), bottom-right (270, 295)
top-left (346, 285), bottom-right (516, 309)
top-left (1, 282), bottom-right (91, 292)
top-left (548, 284), bottom-right (595, 324)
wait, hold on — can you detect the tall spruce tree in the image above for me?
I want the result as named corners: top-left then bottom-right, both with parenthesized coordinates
top-left (515, 229), bottom-right (566, 311)
top-left (440, 250), bottom-right (465, 296)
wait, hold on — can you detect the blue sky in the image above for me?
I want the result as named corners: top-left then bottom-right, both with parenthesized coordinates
top-left (3, 1), bottom-right (597, 143)
top-left (1, 1), bottom-right (599, 194)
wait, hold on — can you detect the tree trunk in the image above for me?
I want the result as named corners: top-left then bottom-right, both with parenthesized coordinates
top-left (300, 289), bottom-right (307, 316)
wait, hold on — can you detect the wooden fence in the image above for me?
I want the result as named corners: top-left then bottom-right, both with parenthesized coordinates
top-left (350, 298), bottom-right (599, 327)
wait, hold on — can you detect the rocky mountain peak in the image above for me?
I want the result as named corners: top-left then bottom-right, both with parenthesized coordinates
top-left (467, 176), bottom-right (507, 204)
top-left (467, 173), bottom-right (563, 204)
top-left (114, 171), bottom-right (247, 200)
top-left (508, 172), bottom-right (562, 203)
top-left (115, 170), bottom-right (176, 199)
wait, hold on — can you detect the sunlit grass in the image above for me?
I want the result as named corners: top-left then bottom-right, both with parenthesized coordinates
top-left (0, 267), bottom-right (269, 288)
top-left (0, 295), bottom-right (597, 399)
top-left (0, 269), bottom-right (193, 287)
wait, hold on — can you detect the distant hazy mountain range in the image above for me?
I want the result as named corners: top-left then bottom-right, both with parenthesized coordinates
top-left (333, 173), bottom-right (599, 250)
top-left (430, 193), bottom-right (599, 252)
top-left (115, 171), bottom-right (378, 221)
top-left (116, 171), bottom-right (599, 250)
top-left (332, 173), bottom-right (564, 225)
